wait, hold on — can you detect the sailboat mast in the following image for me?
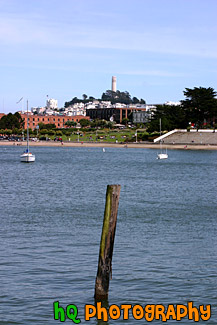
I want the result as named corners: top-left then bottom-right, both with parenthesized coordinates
top-left (159, 118), bottom-right (162, 152)
top-left (27, 100), bottom-right (29, 152)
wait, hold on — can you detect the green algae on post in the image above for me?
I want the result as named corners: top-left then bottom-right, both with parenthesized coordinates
top-left (95, 185), bottom-right (121, 300)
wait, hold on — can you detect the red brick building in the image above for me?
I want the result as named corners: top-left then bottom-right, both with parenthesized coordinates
top-left (21, 114), bottom-right (90, 129)
top-left (0, 112), bottom-right (90, 129)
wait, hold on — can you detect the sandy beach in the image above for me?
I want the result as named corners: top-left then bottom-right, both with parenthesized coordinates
top-left (1, 140), bottom-right (217, 150)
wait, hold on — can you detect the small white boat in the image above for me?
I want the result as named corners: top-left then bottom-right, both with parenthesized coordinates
top-left (20, 150), bottom-right (35, 162)
top-left (157, 118), bottom-right (168, 160)
top-left (103, 148), bottom-right (105, 152)
top-left (157, 152), bottom-right (168, 160)
top-left (20, 100), bottom-right (35, 163)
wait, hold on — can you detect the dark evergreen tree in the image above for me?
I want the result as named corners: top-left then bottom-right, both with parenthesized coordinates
top-left (147, 105), bottom-right (188, 132)
top-left (0, 112), bottom-right (24, 130)
top-left (181, 87), bottom-right (217, 128)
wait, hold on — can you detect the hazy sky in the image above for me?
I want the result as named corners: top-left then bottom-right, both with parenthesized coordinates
top-left (0, 0), bottom-right (216, 113)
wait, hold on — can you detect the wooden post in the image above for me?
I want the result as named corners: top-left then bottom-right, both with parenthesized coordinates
top-left (94, 184), bottom-right (121, 300)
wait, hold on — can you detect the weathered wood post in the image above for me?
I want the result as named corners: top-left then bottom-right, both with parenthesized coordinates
top-left (94, 184), bottom-right (121, 300)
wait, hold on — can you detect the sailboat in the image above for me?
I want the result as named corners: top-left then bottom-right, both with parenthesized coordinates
top-left (157, 118), bottom-right (168, 160)
top-left (20, 100), bottom-right (35, 163)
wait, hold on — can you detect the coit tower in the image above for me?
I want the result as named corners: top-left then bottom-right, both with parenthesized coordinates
top-left (112, 76), bottom-right (117, 92)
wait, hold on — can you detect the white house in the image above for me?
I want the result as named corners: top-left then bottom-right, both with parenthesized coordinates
top-left (46, 98), bottom-right (58, 109)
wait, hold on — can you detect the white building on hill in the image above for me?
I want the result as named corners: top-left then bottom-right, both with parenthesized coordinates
top-left (164, 101), bottom-right (181, 106)
top-left (46, 98), bottom-right (58, 109)
top-left (31, 106), bottom-right (46, 114)
top-left (66, 102), bottom-right (86, 116)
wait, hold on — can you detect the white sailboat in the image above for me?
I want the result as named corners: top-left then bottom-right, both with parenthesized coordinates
top-left (157, 118), bottom-right (168, 160)
top-left (20, 100), bottom-right (35, 163)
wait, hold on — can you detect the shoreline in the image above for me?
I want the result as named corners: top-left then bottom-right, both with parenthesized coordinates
top-left (1, 140), bottom-right (217, 150)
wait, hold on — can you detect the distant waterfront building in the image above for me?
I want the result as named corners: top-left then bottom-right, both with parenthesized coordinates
top-left (46, 98), bottom-right (58, 109)
top-left (86, 103), bottom-right (147, 123)
top-left (132, 111), bottom-right (151, 124)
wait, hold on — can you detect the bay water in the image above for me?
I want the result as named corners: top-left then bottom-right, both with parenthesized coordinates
top-left (0, 145), bottom-right (217, 324)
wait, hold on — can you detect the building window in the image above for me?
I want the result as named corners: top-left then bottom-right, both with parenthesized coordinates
top-left (53, 118), bottom-right (55, 121)
top-left (48, 118), bottom-right (49, 121)
top-left (38, 118), bottom-right (39, 121)
top-left (33, 118), bottom-right (35, 121)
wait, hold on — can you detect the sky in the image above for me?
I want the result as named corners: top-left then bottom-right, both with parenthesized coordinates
top-left (0, 0), bottom-right (216, 113)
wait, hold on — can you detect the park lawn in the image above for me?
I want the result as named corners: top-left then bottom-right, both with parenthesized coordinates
top-left (48, 129), bottom-right (137, 143)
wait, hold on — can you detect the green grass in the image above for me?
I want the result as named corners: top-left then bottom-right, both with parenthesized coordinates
top-left (42, 129), bottom-right (140, 143)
